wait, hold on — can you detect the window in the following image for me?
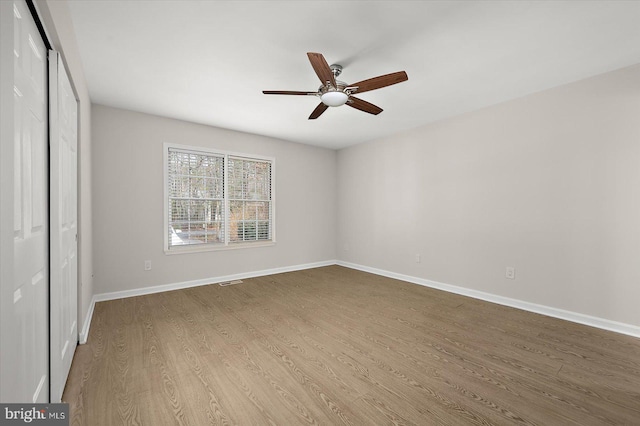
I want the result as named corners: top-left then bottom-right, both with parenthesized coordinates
top-left (165, 144), bottom-right (274, 252)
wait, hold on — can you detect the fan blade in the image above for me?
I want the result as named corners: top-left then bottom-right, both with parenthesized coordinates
top-left (308, 103), bottom-right (329, 120)
top-left (263, 90), bottom-right (317, 95)
top-left (307, 52), bottom-right (336, 87)
top-left (350, 71), bottom-right (408, 94)
top-left (347, 96), bottom-right (383, 115)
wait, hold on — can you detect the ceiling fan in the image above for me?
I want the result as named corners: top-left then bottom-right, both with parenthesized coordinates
top-left (263, 52), bottom-right (408, 119)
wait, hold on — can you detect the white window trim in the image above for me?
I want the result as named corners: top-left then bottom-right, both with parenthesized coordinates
top-left (163, 142), bottom-right (276, 254)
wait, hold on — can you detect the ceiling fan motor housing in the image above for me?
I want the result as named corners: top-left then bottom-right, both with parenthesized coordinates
top-left (319, 80), bottom-right (350, 106)
top-left (320, 65), bottom-right (350, 107)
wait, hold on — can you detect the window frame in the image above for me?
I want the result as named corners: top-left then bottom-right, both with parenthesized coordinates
top-left (163, 143), bottom-right (276, 254)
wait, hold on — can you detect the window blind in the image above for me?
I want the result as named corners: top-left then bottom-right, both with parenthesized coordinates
top-left (166, 146), bottom-right (273, 251)
top-left (228, 156), bottom-right (272, 243)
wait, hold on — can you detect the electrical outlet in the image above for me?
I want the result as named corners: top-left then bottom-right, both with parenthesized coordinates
top-left (505, 266), bottom-right (515, 279)
top-left (344, 242), bottom-right (349, 252)
top-left (416, 253), bottom-right (421, 263)
top-left (144, 260), bottom-right (152, 271)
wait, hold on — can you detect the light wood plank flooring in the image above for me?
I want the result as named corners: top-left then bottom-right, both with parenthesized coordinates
top-left (63, 266), bottom-right (640, 425)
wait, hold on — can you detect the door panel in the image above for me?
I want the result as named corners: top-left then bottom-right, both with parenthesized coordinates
top-left (49, 50), bottom-right (79, 403)
top-left (2, 0), bottom-right (49, 403)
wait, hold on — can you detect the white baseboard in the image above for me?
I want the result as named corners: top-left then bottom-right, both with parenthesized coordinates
top-left (79, 259), bottom-right (640, 344)
top-left (94, 260), bottom-right (336, 303)
top-left (78, 294), bottom-right (97, 344)
top-left (80, 260), bottom-right (337, 342)
top-left (337, 260), bottom-right (640, 339)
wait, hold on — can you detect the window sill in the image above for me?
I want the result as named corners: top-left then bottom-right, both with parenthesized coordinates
top-left (164, 240), bottom-right (276, 255)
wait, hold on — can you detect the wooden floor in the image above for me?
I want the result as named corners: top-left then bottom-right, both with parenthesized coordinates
top-left (63, 266), bottom-right (640, 425)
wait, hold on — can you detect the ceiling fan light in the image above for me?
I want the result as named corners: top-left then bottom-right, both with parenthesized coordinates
top-left (320, 91), bottom-right (348, 107)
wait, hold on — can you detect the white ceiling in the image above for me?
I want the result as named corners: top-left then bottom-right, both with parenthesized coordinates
top-left (66, 1), bottom-right (640, 150)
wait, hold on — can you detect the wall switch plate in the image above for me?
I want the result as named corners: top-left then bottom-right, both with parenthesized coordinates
top-left (416, 254), bottom-right (421, 263)
top-left (506, 266), bottom-right (515, 279)
top-left (144, 260), bottom-right (152, 271)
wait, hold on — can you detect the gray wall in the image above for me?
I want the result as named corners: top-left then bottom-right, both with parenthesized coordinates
top-left (337, 64), bottom-right (640, 327)
top-left (92, 105), bottom-right (337, 295)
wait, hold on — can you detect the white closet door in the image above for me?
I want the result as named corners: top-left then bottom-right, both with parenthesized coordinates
top-left (49, 51), bottom-right (79, 403)
top-left (0, 0), bottom-right (49, 403)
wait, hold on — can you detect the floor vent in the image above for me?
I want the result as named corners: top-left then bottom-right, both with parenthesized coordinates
top-left (219, 280), bottom-right (243, 287)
